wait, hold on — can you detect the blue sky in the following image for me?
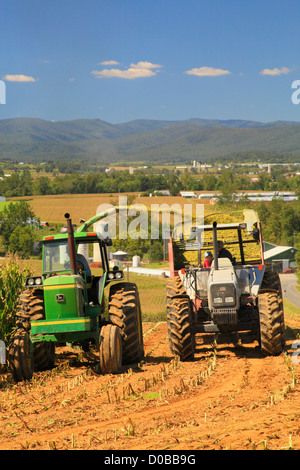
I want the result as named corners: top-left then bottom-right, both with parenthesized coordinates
top-left (1, 0), bottom-right (300, 123)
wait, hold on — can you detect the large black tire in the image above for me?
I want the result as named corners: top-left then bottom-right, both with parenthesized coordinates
top-left (166, 296), bottom-right (194, 361)
top-left (9, 329), bottom-right (33, 382)
top-left (166, 276), bottom-right (186, 299)
top-left (9, 289), bottom-right (55, 381)
top-left (258, 291), bottom-right (285, 356)
top-left (99, 324), bottom-right (122, 374)
top-left (261, 270), bottom-right (282, 293)
top-left (109, 282), bottom-right (144, 365)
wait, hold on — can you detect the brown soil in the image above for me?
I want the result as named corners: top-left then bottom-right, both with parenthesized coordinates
top-left (0, 319), bottom-right (299, 451)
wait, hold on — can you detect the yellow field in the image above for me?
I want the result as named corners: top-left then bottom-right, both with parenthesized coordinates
top-left (8, 193), bottom-right (262, 266)
top-left (9, 193), bottom-right (208, 225)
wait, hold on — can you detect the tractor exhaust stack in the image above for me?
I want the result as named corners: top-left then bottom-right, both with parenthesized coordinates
top-left (212, 221), bottom-right (218, 270)
top-left (65, 213), bottom-right (77, 275)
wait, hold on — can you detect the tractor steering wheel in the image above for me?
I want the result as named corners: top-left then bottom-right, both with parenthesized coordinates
top-left (64, 260), bottom-right (85, 273)
top-left (76, 260), bottom-right (85, 273)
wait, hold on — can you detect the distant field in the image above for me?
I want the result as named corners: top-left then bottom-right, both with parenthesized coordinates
top-left (9, 194), bottom-right (126, 224)
top-left (9, 193), bottom-right (210, 225)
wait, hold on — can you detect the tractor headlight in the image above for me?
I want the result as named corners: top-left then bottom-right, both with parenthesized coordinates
top-left (26, 277), bottom-right (43, 286)
top-left (108, 271), bottom-right (123, 280)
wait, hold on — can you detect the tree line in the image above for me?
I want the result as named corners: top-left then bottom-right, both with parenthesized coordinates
top-left (0, 167), bottom-right (299, 198)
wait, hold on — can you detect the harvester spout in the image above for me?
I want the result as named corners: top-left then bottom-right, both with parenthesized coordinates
top-left (76, 207), bottom-right (119, 233)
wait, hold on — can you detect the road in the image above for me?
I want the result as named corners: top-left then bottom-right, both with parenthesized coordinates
top-left (279, 273), bottom-right (300, 308)
top-left (128, 266), bottom-right (170, 277)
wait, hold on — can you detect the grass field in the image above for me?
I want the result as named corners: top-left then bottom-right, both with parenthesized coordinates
top-left (128, 272), bottom-right (167, 321)
top-left (283, 297), bottom-right (300, 317)
top-left (0, 201), bottom-right (17, 211)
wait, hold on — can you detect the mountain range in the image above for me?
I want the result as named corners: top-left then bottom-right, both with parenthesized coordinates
top-left (0, 117), bottom-right (300, 163)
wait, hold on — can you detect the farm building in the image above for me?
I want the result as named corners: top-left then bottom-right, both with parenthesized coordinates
top-left (197, 191), bottom-right (298, 202)
top-left (180, 191), bottom-right (196, 198)
top-left (263, 241), bottom-right (297, 272)
top-left (111, 250), bottom-right (128, 261)
top-left (150, 190), bottom-right (171, 196)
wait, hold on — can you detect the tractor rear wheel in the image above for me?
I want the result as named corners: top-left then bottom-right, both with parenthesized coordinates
top-left (99, 324), bottom-right (122, 373)
top-left (258, 291), bottom-right (285, 356)
top-left (166, 296), bottom-right (194, 361)
top-left (9, 289), bottom-right (55, 381)
top-left (109, 282), bottom-right (144, 364)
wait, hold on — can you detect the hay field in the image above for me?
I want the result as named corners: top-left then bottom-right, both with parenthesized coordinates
top-left (9, 193), bottom-right (209, 225)
top-left (9, 194), bottom-right (129, 224)
top-left (10, 193), bottom-right (260, 263)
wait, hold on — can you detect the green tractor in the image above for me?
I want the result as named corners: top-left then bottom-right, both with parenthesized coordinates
top-left (9, 212), bottom-right (144, 381)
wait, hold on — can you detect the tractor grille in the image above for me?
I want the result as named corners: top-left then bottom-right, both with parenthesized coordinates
top-left (212, 308), bottom-right (238, 325)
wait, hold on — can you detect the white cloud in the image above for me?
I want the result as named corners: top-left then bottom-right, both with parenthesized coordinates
top-left (185, 66), bottom-right (231, 77)
top-left (3, 74), bottom-right (37, 82)
top-left (130, 61), bottom-right (162, 70)
top-left (99, 60), bottom-right (120, 66)
top-left (260, 66), bottom-right (291, 76)
top-left (91, 61), bottom-right (162, 79)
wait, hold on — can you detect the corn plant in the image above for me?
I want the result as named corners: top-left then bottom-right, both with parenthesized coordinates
top-left (0, 254), bottom-right (31, 344)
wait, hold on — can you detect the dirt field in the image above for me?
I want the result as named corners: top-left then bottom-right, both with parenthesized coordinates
top-left (0, 312), bottom-right (299, 451)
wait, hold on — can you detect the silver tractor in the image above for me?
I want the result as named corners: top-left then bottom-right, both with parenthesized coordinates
top-left (166, 219), bottom-right (285, 360)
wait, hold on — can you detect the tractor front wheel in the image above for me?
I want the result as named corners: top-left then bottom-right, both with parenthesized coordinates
top-left (109, 282), bottom-right (144, 365)
top-left (9, 329), bottom-right (33, 382)
top-left (99, 324), bottom-right (122, 373)
top-left (258, 291), bottom-right (285, 356)
top-left (166, 296), bottom-right (194, 361)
